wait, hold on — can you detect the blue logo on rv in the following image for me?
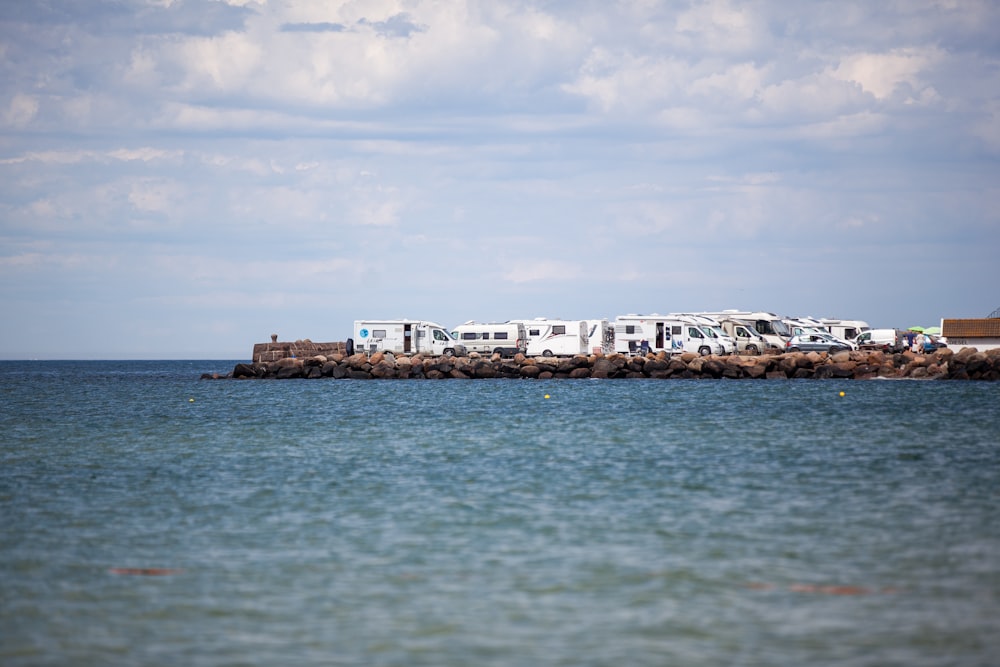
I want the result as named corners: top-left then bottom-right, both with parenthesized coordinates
top-left (359, 328), bottom-right (369, 338)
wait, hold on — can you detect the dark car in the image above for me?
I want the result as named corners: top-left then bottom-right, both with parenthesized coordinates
top-left (785, 333), bottom-right (852, 354)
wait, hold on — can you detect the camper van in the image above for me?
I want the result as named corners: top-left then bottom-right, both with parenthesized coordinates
top-left (818, 318), bottom-right (870, 341)
top-left (352, 320), bottom-right (462, 357)
top-left (450, 321), bottom-right (527, 357)
top-left (715, 318), bottom-right (772, 354)
top-left (613, 315), bottom-right (723, 356)
top-left (513, 318), bottom-right (589, 357)
top-left (670, 314), bottom-right (736, 355)
top-left (699, 311), bottom-right (792, 350)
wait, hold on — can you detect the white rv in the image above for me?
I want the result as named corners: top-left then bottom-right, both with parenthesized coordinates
top-left (699, 311), bottom-right (792, 350)
top-left (818, 318), bottom-right (870, 341)
top-left (352, 320), bottom-right (462, 356)
top-left (670, 314), bottom-right (736, 355)
top-left (450, 321), bottom-right (527, 357)
top-left (613, 315), bottom-right (723, 356)
top-left (513, 318), bottom-right (589, 357)
top-left (716, 319), bottom-right (772, 355)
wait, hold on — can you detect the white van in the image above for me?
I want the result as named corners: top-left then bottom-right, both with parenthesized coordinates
top-left (853, 328), bottom-right (903, 352)
top-left (613, 315), bottom-right (723, 356)
top-left (450, 321), bottom-right (527, 357)
top-left (513, 318), bottom-right (589, 357)
top-left (352, 320), bottom-right (463, 356)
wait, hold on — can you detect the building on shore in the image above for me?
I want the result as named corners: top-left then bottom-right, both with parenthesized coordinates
top-left (941, 316), bottom-right (1000, 352)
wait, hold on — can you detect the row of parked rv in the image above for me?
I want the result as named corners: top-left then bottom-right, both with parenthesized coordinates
top-left (350, 312), bottom-right (885, 358)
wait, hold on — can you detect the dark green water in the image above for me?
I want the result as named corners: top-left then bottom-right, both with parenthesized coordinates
top-left (2, 361), bottom-right (998, 666)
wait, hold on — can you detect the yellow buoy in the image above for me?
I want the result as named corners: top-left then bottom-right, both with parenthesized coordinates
top-left (189, 398), bottom-right (195, 403)
top-left (839, 391), bottom-right (845, 397)
top-left (544, 394), bottom-right (550, 399)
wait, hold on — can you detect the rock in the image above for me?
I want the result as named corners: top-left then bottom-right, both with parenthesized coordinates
top-left (275, 364), bottom-right (304, 379)
top-left (593, 358), bottom-right (617, 375)
top-left (369, 361), bottom-right (396, 378)
top-left (520, 365), bottom-right (541, 377)
top-left (232, 363), bottom-right (257, 378)
top-left (473, 362), bottom-right (497, 378)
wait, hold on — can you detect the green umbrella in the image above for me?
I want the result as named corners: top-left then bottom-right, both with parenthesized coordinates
top-left (924, 326), bottom-right (941, 335)
top-left (908, 326), bottom-right (925, 332)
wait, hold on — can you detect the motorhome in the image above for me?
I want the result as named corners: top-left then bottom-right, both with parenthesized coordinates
top-left (699, 311), bottom-right (792, 350)
top-left (613, 315), bottom-right (723, 356)
top-left (670, 314), bottom-right (735, 355)
top-left (450, 321), bottom-right (527, 357)
top-left (818, 318), bottom-right (870, 341)
top-left (586, 319), bottom-right (615, 355)
top-left (352, 320), bottom-right (462, 356)
top-left (513, 318), bottom-right (589, 357)
top-left (715, 318), bottom-right (772, 354)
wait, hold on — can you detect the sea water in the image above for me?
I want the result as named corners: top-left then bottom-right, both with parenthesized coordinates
top-left (1, 360), bottom-right (998, 667)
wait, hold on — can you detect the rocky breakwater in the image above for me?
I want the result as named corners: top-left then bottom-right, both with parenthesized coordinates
top-left (215, 346), bottom-right (1000, 381)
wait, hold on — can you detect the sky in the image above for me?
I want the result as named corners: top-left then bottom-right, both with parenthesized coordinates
top-left (2, 0), bottom-right (998, 359)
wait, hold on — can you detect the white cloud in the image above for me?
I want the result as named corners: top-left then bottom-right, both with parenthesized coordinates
top-left (830, 48), bottom-right (945, 102)
top-left (3, 94), bottom-right (39, 128)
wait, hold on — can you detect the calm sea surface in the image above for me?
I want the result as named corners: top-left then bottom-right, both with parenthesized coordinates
top-left (2, 360), bottom-right (999, 666)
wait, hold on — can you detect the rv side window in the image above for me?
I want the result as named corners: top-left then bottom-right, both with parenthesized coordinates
top-left (625, 325), bottom-right (637, 335)
top-left (494, 332), bottom-right (508, 340)
top-left (529, 328), bottom-right (540, 336)
top-left (461, 332), bottom-right (478, 340)
top-left (552, 325), bottom-right (566, 335)
top-left (482, 333), bottom-right (491, 340)
top-left (688, 327), bottom-right (702, 338)
top-left (373, 329), bottom-right (387, 339)
top-left (736, 327), bottom-right (748, 338)
top-left (671, 326), bottom-right (682, 336)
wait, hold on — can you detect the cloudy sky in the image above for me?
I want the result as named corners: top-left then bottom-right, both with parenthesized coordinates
top-left (2, 0), bottom-right (998, 359)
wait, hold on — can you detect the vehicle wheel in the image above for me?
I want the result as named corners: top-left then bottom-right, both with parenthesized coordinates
top-left (542, 350), bottom-right (553, 357)
top-left (443, 348), bottom-right (454, 357)
top-left (746, 344), bottom-right (759, 355)
top-left (698, 346), bottom-right (710, 356)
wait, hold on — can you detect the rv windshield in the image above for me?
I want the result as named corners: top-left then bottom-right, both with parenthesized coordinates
top-left (771, 320), bottom-right (791, 337)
